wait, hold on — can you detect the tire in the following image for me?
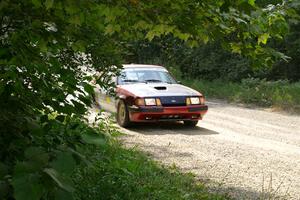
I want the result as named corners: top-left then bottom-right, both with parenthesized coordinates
top-left (116, 100), bottom-right (131, 127)
top-left (183, 120), bottom-right (198, 127)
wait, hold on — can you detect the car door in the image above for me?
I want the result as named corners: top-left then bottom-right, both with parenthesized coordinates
top-left (93, 76), bottom-right (117, 113)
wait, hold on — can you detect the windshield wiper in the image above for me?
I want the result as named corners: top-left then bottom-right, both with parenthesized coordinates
top-left (145, 79), bottom-right (162, 83)
top-left (145, 79), bottom-right (173, 84)
top-left (123, 79), bottom-right (142, 83)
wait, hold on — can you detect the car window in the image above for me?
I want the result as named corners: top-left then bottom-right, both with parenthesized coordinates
top-left (117, 69), bottom-right (177, 85)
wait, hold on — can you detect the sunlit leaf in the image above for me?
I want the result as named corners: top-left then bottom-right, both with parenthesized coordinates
top-left (248, 0), bottom-right (255, 6)
top-left (258, 33), bottom-right (270, 45)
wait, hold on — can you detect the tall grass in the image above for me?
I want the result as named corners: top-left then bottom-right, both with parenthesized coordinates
top-left (183, 78), bottom-right (300, 112)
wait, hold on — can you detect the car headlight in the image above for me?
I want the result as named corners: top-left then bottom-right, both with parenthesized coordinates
top-left (190, 97), bottom-right (200, 104)
top-left (145, 98), bottom-right (157, 106)
top-left (186, 96), bottom-right (205, 105)
top-left (135, 98), bottom-right (162, 106)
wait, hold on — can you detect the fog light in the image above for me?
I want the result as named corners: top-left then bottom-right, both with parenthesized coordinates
top-left (135, 98), bottom-right (145, 106)
top-left (156, 98), bottom-right (162, 106)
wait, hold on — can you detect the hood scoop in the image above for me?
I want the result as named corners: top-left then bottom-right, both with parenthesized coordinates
top-left (154, 86), bottom-right (167, 90)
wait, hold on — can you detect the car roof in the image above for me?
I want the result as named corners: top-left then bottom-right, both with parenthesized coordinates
top-left (123, 64), bottom-right (167, 70)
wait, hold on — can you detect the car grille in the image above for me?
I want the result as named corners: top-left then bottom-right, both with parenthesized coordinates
top-left (159, 96), bottom-right (186, 107)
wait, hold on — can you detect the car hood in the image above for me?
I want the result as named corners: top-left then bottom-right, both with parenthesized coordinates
top-left (118, 83), bottom-right (201, 97)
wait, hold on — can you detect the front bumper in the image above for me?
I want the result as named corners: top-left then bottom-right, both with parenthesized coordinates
top-left (128, 105), bottom-right (208, 122)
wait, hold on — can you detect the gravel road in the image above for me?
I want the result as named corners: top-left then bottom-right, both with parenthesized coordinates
top-left (120, 101), bottom-right (300, 199)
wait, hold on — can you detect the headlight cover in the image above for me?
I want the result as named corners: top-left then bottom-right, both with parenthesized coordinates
top-left (190, 97), bottom-right (200, 105)
top-left (145, 98), bottom-right (157, 106)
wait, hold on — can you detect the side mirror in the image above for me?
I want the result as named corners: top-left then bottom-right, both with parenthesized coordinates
top-left (177, 80), bottom-right (181, 84)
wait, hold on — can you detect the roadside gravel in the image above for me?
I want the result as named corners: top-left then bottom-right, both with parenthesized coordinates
top-left (120, 101), bottom-right (300, 199)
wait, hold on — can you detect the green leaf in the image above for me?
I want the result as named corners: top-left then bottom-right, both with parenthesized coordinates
top-left (14, 148), bottom-right (49, 175)
top-left (32, 0), bottom-right (41, 7)
top-left (38, 39), bottom-right (48, 52)
top-left (64, 0), bottom-right (79, 15)
top-left (71, 100), bottom-right (86, 114)
top-left (104, 24), bottom-right (121, 35)
top-left (54, 189), bottom-right (74, 200)
top-left (231, 43), bottom-right (242, 54)
top-left (51, 152), bottom-right (76, 176)
top-left (248, 0), bottom-right (255, 6)
top-left (258, 33), bottom-right (270, 45)
top-left (83, 83), bottom-right (94, 95)
top-left (71, 40), bottom-right (86, 52)
top-left (45, 0), bottom-right (54, 10)
top-left (145, 30), bottom-right (156, 41)
top-left (44, 168), bottom-right (75, 193)
top-left (56, 115), bottom-right (65, 122)
top-left (0, 162), bottom-right (8, 179)
top-left (12, 173), bottom-right (44, 200)
top-left (69, 13), bottom-right (84, 25)
top-left (82, 132), bottom-right (106, 145)
top-left (24, 147), bottom-right (49, 168)
top-left (0, 180), bottom-right (10, 199)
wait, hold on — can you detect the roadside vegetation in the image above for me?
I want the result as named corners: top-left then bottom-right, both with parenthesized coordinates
top-left (183, 79), bottom-right (300, 112)
top-left (73, 120), bottom-right (227, 200)
top-left (1, 0), bottom-right (298, 199)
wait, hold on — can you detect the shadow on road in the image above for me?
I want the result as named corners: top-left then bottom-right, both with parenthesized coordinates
top-left (127, 121), bottom-right (219, 136)
top-left (123, 139), bottom-right (289, 200)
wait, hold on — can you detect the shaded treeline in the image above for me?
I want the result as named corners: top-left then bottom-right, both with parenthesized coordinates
top-left (126, 1), bottom-right (300, 82)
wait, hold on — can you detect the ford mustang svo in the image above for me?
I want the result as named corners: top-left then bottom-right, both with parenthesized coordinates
top-left (96, 64), bottom-right (208, 127)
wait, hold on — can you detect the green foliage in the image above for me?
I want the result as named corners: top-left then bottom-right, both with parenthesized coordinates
top-left (269, 4), bottom-right (300, 81)
top-left (73, 140), bottom-right (228, 200)
top-left (0, 113), bottom-right (108, 199)
top-left (0, 0), bottom-right (295, 199)
top-left (126, 38), bottom-right (253, 81)
top-left (126, 1), bottom-right (300, 82)
top-left (184, 78), bottom-right (300, 112)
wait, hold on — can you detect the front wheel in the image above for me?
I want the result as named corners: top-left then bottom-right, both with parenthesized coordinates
top-left (117, 100), bottom-right (131, 127)
top-left (183, 120), bottom-right (198, 127)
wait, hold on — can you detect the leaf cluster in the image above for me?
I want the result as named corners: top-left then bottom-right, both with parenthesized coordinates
top-left (0, 111), bottom-right (109, 200)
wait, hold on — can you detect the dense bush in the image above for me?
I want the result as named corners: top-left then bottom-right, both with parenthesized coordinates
top-left (184, 78), bottom-right (300, 112)
top-left (0, 112), bottom-right (107, 200)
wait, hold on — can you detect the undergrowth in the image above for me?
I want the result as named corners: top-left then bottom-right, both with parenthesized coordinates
top-left (72, 122), bottom-right (228, 200)
top-left (183, 78), bottom-right (300, 113)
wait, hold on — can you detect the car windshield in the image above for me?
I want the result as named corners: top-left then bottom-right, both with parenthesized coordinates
top-left (117, 68), bottom-right (177, 85)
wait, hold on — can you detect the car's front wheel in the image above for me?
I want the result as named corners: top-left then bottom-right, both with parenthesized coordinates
top-left (117, 100), bottom-right (131, 127)
top-left (183, 120), bottom-right (198, 127)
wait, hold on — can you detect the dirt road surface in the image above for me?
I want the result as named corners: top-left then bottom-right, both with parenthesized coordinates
top-left (120, 101), bottom-right (300, 199)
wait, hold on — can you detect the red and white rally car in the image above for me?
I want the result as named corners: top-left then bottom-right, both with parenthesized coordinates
top-left (95, 64), bottom-right (208, 127)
